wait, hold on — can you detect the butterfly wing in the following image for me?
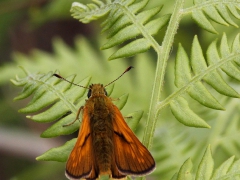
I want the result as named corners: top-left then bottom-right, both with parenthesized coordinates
top-left (65, 107), bottom-right (98, 180)
top-left (111, 105), bottom-right (155, 178)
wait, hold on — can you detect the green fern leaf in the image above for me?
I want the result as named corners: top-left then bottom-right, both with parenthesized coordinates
top-left (227, 4), bottom-right (240, 19)
top-left (101, 9), bottom-right (169, 50)
top-left (71, 0), bottom-right (170, 60)
top-left (192, 35), bottom-right (239, 98)
top-left (196, 145), bottom-right (214, 179)
top-left (36, 138), bottom-right (76, 162)
top-left (172, 145), bottom-right (240, 179)
top-left (175, 41), bottom-right (224, 110)
top-left (216, 4), bottom-right (238, 27)
top-left (217, 101), bottom-right (240, 157)
top-left (192, 10), bottom-right (218, 34)
top-left (41, 113), bottom-right (80, 138)
top-left (191, 0), bottom-right (240, 33)
top-left (127, 0), bottom-right (149, 13)
top-left (70, 1), bottom-right (110, 23)
top-left (227, 159), bottom-right (240, 177)
top-left (108, 38), bottom-right (151, 60)
top-left (105, 6), bottom-right (163, 38)
top-left (125, 110), bottom-right (143, 131)
top-left (170, 97), bottom-right (210, 128)
top-left (205, 41), bottom-right (240, 97)
top-left (170, 33), bottom-right (240, 127)
top-left (11, 69), bottom-right (91, 137)
top-left (211, 156), bottom-right (235, 179)
top-left (219, 34), bottom-right (240, 81)
top-left (102, 9), bottom-right (169, 59)
top-left (113, 93), bottom-right (129, 110)
top-left (23, 74), bottom-right (90, 123)
top-left (203, 6), bottom-right (228, 26)
top-left (171, 158), bottom-right (193, 180)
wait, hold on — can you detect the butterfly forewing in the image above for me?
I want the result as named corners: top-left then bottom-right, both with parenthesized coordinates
top-left (65, 107), bottom-right (98, 180)
top-left (112, 106), bottom-right (155, 176)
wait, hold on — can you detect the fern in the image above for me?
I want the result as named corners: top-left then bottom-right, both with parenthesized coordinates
top-left (188, 0), bottom-right (240, 34)
top-left (168, 33), bottom-right (240, 128)
top-left (10, 0), bottom-right (240, 179)
top-left (12, 68), bottom-right (91, 137)
top-left (71, 0), bottom-right (170, 59)
top-left (150, 97), bottom-right (240, 179)
top-left (171, 145), bottom-right (240, 179)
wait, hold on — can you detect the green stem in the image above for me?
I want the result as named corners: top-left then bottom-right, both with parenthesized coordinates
top-left (142, 0), bottom-right (185, 149)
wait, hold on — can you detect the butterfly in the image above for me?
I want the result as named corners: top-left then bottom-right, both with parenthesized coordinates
top-left (54, 66), bottom-right (155, 180)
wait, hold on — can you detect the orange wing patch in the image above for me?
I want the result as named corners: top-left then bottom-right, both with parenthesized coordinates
top-left (112, 105), bottom-right (155, 177)
top-left (66, 108), bottom-right (98, 180)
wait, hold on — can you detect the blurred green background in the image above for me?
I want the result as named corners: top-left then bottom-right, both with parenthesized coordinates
top-left (0, 1), bottom-right (90, 179)
top-left (1, 0), bottom-right (240, 180)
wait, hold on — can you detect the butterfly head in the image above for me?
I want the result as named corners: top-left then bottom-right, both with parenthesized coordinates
top-left (87, 84), bottom-right (108, 98)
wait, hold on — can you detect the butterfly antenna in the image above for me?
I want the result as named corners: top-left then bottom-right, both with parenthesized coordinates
top-left (104, 66), bottom-right (133, 87)
top-left (53, 74), bottom-right (90, 89)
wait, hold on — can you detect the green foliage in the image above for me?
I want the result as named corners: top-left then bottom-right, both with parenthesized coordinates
top-left (71, 0), bottom-right (170, 59)
top-left (169, 33), bottom-right (240, 127)
top-left (171, 145), bottom-right (240, 179)
top-left (36, 138), bottom-right (77, 162)
top-left (7, 0), bottom-right (240, 180)
top-left (191, 0), bottom-right (240, 33)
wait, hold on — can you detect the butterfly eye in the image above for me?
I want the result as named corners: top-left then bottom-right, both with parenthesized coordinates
top-left (87, 89), bottom-right (92, 98)
top-left (104, 89), bottom-right (108, 96)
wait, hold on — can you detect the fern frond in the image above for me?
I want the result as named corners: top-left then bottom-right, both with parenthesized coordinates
top-left (151, 123), bottom-right (201, 179)
top-left (36, 138), bottom-right (77, 162)
top-left (70, 0), bottom-right (110, 23)
top-left (70, 0), bottom-right (170, 60)
top-left (11, 69), bottom-right (91, 137)
top-left (149, 94), bottom-right (240, 179)
top-left (209, 99), bottom-right (240, 157)
top-left (172, 145), bottom-right (240, 179)
top-left (160, 33), bottom-right (240, 128)
top-left (170, 97), bottom-right (210, 128)
top-left (185, 0), bottom-right (240, 33)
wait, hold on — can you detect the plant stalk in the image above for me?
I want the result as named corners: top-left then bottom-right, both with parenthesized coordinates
top-left (142, 0), bottom-right (185, 151)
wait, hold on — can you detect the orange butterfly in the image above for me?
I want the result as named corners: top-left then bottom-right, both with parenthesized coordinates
top-left (54, 66), bottom-right (155, 180)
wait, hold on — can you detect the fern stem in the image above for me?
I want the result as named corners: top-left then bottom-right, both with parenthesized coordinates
top-left (141, 0), bottom-right (185, 153)
top-left (137, 2), bottom-right (185, 180)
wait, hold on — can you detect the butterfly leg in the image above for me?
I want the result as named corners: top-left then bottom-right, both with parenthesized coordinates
top-left (62, 106), bottom-right (84, 127)
top-left (109, 97), bottom-right (120, 101)
top-left (124, 116), bottom-right (132, 119)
